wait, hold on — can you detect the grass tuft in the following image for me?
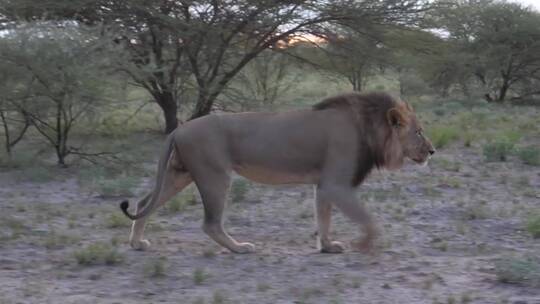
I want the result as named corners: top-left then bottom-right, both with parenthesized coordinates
top-left (525, 213), bottom-right (540, 238)
top-left (73, 242), bottom-right (124, 266)
top-left (193, 267), bottom-right (209, 285)
top-left (167, 189), bottom-right (197, 213)
top-left (230, 179), bottom-right (249, 203)
top-left (143, 257), bottom-right (167, 277)
top-left (517, 146), bottom-right (540, 166)
top-left (495, 255), bottom-right (540, 286)
top-left (104, 212), bottom-right (132, 228)
top-left (483, 139), bottom-right (514, 162)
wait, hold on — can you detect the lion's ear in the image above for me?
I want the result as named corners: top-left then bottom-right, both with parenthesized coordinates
top-left (386, 108), bottom-right (406, 128)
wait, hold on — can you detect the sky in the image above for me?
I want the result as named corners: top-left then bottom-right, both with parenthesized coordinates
top-left (515, 0), bottom-right (540, 10)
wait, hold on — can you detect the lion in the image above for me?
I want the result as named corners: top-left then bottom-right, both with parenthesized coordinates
top-left (120, 92), bottom-right (435, 254)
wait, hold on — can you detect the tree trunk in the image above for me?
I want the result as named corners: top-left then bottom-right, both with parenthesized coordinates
top-left (190, 94), bottom-right (214, 120)
top-left (497, 81), bottom-right (509, 102)
top-left (0, 110), bottom-right (11, 157)
top-left (56, 147), bottom-right (66, 166)
top-left (155, 91), bottom-right (178, 134)
top-left (350, 70), bottom-right (362, 92)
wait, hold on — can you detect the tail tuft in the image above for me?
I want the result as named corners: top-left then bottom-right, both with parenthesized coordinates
top-left (120, 200), bottom-right (134, 220)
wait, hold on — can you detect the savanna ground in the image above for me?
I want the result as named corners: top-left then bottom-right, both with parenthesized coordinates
top-left (1, 74), bottom-right (540, 304)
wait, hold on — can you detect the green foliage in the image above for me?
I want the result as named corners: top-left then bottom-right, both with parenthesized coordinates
top-left (143, 257), bottom-right (167, 277)
top-left (0, 24), bottom-right (115, 165)
top-left (526, 213), bottom-right (540, 238)
top-left (193, 268), bottom-right (209, 285)
top-left (495, 255), bottom-right (540, 286)
top-left (43, 232), bottom-right (80, 249)
top-left (98, 175), bottom-right (139, 197)
top-left (104, 213), bottom-right (131, 228)
top-left (483, 140), bottom-right (514, 162)
top-left (464, 203), bottom-right (490, 220)
top-left (73, 242), bottom-right (124, 266)
top-left (428, 126), bottom-right (459, 149)
top-left (78, 166), bottom-right (139, 197)
top-left (517, 147), bottom-right (540, 166)
top-left (0, 217), bottom-right (28, 241)
top-left (0, 150), bottom-right (37, 169)
top-left (428, 1), bottom-right (540, 102)
top-left (212, 290), bottom-right (227, 304)
top-left (14, 166), bottom-right (54, 183)
top-left (230, 179), bottom-right (249, 203)
top-left (167, 189), bottom-right (197, 213)
top-left (78, 163), bottom-right (147, 198)
top-left (226, 51), bottom-right (298, 110)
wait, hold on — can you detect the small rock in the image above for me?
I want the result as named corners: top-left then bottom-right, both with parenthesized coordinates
top-left (381, 283), bottom-right (392, 289)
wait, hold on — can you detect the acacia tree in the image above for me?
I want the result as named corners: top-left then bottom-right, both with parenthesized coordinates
top-left (0, 25), bottom-right (111, 165)
top-left (322, 28), bottom-right (390, 92)
top-left (430, 0), bottom-right (540, 102)
top-left (0, 60), bottom-right (32, 157)
top-left (180, 0), bottom-right (430, 119)
top-left (223, 50), bottom-right (297, 110)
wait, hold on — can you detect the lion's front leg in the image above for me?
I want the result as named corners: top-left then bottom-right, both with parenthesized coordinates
top-left (315, 187), bottom-right (345, 253)
top-left (316, 186), bottom-right (378, 254)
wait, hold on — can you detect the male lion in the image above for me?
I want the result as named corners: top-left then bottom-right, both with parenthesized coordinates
top-left (120, 92), bottom-right (434, 254)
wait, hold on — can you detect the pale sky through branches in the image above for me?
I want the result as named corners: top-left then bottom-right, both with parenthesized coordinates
top-left (515, 0), bottom-right (540, 10)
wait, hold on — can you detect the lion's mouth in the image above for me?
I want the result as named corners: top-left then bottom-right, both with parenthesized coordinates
top-left (411, 156), bottom-right (430, 165)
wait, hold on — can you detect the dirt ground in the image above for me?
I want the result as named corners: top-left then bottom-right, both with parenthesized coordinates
top-left (1, 144), bottom-right (539, 304)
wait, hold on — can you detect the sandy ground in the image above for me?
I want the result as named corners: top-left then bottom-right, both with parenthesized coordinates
top-left (1, 146), bottom-right (539, 304)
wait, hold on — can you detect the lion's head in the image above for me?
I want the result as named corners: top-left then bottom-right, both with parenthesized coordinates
top-left (384, 100), bottom-right (435, 169)
top-left (313, 92), bottom-right (435, 184)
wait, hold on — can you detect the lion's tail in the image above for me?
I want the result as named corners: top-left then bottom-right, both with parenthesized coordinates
top-left (120, 132), bottom-right (176, 220)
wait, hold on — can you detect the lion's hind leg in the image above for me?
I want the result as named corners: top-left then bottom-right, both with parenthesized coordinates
top-left (129, 171), bottom-right (192, 250)
top-left (129, 191), bottom-right (153, 250)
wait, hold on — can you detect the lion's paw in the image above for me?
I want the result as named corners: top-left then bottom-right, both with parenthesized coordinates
top-left (321, 241), bottom-right (345, 254)
top-left (130, 239), bottom-right (151, 251)
top-left (233, 242), bottom-right (256, 254)
top-left (351, 238), bottom-right (377, 255)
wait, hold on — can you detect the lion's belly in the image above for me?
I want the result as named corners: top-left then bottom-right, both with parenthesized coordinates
top-left (233, 165), bottom-right (319, 185)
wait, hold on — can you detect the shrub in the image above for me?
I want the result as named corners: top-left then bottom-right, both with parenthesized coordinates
top-left (495, 255), bottom-right (540, 286)
top-left (15, 166), bottom-right (56, 183)
top-left (428, 126), bottom-right (459, 149)
top-left (104, 213), bottom-right (131, 228)
top-left (143, 257), bottom-right (167, 277)
top-left (517, 146), bottom-right (540, 166)
top-left (483, 139), bottom-right (514, 162)
top-left (74, 242), bottom-right (124, 266)
top-left (97, 175), bottom-right (139, 197)
top-left (44, 232), bottom-right (80, 249)
top-left (193, 267), bottom-right (209, 285)
top-left (444, 101), bottom-right (464, 112)
top-left (434, 108), bottom-right (446, 116)
top-left (0, 217), bottom-right (28, 240)
top-left (464, 203), bottom-right (490, 220)
top-left (167, 189), bottom-right (196, 213)
top-left (212, 289), bottom-right (227, 304)
top-left (526, 213), bottom-right (540, 238)
top-left (230, 179), bottom-right (249, 203)
top-left (501, 130), bottom-right (522, 144)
